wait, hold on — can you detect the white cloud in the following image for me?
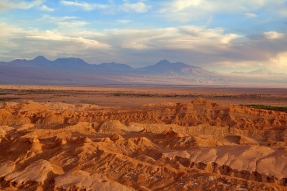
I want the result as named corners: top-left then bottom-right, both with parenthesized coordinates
top-left (220, 34), bottom-right (241, 44)
top-left (40, 5), bottom-right (54, 12)
top-left (245, 13), bottom-right (257, 17)
top-left (0, 22), bottom-right (25, 36)
top-left (119, 2), bottom-right (151, 13)
top-left (269, 52), bottom-right (287, 73)
top-left (264, 31), bottom-right (285, 39)
top-left (159, 0), bottom-right (287, 22)
top-left (0, 0), bottom-right (44, 11)
top-left (27, 32), bottom-right (110, 49)
top-left (161, 0), bottom-right (285, 13)
top-left (117, 20), bottom-right (131, 24)
top-left (57, 21), bottom-right (88, 28)
top-left (40, 15), bottom-right (78, 23)
top-left (99, 26), bottom-right (242, 51)
top-left (0, 22), bottom-right (251, 60)
top-left (1, 21), bottom-right (287, 72)
top-left (60, 0), bottom-right (150, 13)
top-left (160, 0), bottom-right (202, 12)
top-left (37, 15), bottom-right (87, 28)
top-left (60, 0), bottom-right (108, 11)
top-left (0, 22), bottom-right (110, 60)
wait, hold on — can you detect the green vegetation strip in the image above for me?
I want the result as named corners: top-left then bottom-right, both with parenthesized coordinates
top-left (245, 104), bottom-right (287, 113)
top-left (113, 92), bottom-right (201, 98)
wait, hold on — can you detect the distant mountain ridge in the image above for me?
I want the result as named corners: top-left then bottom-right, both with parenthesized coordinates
top-left (0, 56), bottom-right (286, 85)
top-left (2, 56), bottom-right (89, 69)
top-left (232, 68), bottom-right (286, 76)
top-left (0, 56), bottom-right (209, 75)
top-left (135, 60), bottom-right (207, 75)
top-left (98, 62), bottom-right (133, 71)
top-left (0, 56), bottom-right (134, 72)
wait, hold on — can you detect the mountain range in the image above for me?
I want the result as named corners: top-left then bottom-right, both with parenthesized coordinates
top-left (232, 68), bottom-right (286, 76)
top-left (0, 56), bottom-right (286, 85)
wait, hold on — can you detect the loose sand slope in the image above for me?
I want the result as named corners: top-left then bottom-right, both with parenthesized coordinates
top-left (0, 98), bottom-right (287, 190)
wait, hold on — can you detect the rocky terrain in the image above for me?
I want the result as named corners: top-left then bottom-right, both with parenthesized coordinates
top-left (1, 98), bottom-right (287, 190)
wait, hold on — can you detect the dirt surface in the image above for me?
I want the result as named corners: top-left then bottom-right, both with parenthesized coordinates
top-left (0, 85), bottom-right (287, 190)
top-left (0, 85), bottom-right (286, 107)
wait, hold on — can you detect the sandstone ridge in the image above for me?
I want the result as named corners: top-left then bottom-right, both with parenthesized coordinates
top-left (0, 98), bottom-right (287, 190)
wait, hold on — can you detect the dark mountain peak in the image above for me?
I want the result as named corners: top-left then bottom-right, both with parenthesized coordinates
top-left (99, 62), bottom-right (124, 66)
top-left (8, 58), bottom-right (29, 65)
top-left (175, 62), bottom-right (191, 67)
top-left (33, 56), bottom-right (49, 61)
top-left (135, 60), bottom-right (203, 75)
top-left (154, 60), bottom-right (191, 68)
top-left (158, 59), bottom-right (170, 63)
top-left (154, 60), bottom-right (171, 66)
top-left (98, 62), bottom-right (133, 71)
top-left (54, 57), bottom-right (89, 65)
top-left (55, 57), bottom-right (84, 61)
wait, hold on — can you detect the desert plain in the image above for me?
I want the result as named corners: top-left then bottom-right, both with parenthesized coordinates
top-left (0, 85), bottom-right (287, 191)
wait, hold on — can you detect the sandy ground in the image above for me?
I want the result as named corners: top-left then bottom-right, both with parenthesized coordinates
top-left (0, 85), bottom-right (287, 190)
top-left (0, 84), bottom-right (286, 107)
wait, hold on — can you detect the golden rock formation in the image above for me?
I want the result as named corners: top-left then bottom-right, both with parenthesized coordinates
top-left (0, 98), bottom-right (287, 190)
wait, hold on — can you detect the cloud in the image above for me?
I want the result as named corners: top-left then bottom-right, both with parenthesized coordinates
top-left (159, 0), bottom-right (287, 22)
top-left (264, 31), bottom-right (285, 39)
top-left (40, 5), bottom-right (54, 12)
top-left (60, 0), bottom-right (150, 13)
top-left (0, 22), bottom-right (110, 60)
top-left (95, 26), bottom-right (242, 52)
top-left (60, 0), bottom-right (108, 11)
top-left (57, 21), bottom-right (88, 28)
top-left (1, 21), bottom-right (287, 73)
top-left (117, 20), bottom-right (131, 24)
top-left (27, 32), bottom-right (110, 49)
top-left (88, 27), bottom-right (287, 71)
top-left (36, 15), bottom-right (87, 28)
top-left (270, 52), bottom-right (287, 70)
top-left (245, 13), bottom-right (257, 17)
top-left (119, 2), bottom-right (151, 13)
top-left (161, 0), bottom-right (202, 12)
top-left (0, 0), bottom-right (44, 11)
top-left (220, 34), bottom-right (241, 44)
top-left (0, 22), bottom-right (25, 36)
top-left (40, 15), bottom-right (78, 23)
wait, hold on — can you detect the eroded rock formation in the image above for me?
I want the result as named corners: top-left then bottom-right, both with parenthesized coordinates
top-left (0, 98), bottom-right (287, 190)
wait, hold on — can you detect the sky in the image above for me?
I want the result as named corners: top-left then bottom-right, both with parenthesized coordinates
top-left (0, 0), bottom-right (287, 73)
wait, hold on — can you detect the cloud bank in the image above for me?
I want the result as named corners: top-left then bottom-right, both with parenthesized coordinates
top-left (0, 0), bottom-right (287, 73)
top-left (0, 0), bottom-right (44, 11)
top-left (60, 0), bottom-right (150, 13)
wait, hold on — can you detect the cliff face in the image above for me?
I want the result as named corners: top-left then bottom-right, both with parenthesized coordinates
top-left (0, 99), bottom-right (287, 190)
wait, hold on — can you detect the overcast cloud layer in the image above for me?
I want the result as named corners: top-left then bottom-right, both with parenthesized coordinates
top-left (0, 0), bottom-right (287, 73)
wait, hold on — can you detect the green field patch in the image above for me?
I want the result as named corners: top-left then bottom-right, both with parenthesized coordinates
top-left (245, 104), bottom-right (287, 113)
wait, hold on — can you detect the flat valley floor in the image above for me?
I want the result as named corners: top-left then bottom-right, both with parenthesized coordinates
top-left (1, 84), bottom-right (287, 107)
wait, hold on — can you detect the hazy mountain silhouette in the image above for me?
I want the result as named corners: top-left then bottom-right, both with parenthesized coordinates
top-left (0, 56), bottom-right (286, 85)
top-left (98, 62), bottom-right (133, 71)
top-left (0, 56), bottom-right (206, 74)
top-left (232, 68), bottom-right (286, 76)
top-left (135, 60), bottom-right (211, 75)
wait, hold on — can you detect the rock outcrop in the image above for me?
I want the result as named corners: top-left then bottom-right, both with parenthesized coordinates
top-left (0, 99), bottom-right (287, 190)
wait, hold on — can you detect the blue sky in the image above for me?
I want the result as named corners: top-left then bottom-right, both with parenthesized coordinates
top-left (1, 0), bottom-right (287, 73)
